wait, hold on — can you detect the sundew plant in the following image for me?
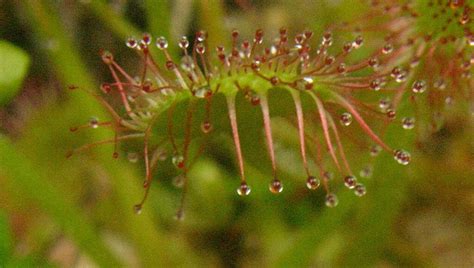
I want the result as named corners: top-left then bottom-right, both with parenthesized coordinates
top-left (0, 1), bottom-right (472, 267)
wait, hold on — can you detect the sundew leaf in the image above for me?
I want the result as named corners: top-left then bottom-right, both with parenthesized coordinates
top-left (0, 40), bottom-right (30, 106)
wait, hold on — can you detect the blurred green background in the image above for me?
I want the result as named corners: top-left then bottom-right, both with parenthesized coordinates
top-left (0, 1), bottom-right (473, 267)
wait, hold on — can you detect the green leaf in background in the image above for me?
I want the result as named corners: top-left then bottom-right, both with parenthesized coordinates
top-left (0, 40), bottom-right (30, 106)
top-left (0, 211), bottom-right (12, 264)
top-left (0, 135), bottom-right (121, 267)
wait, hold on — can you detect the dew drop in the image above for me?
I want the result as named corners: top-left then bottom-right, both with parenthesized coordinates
top-left (127, 152), bottom-right (139, 163)
top-left (133, 204), bottom-right (142, 215)
top-left (467, 35), bottom-right (474, 46)
top-left (270, 76), bottom-right (279, 85)
top-left (382, 43), bottom-right (393, 54)
top-left (353, 35), bottom-right (363, 48)
top-left (201, 121), bottom-right (212, 134)
top-left (195, 43), bottom-right (206, 54)
top-left (194, 85), bottom-right (212, 98)
top-left (402, 117), bottom-right (415, 129)
top-left (340, 112), bottom-right (353, 126)
top-left (299, 76), bottom-right (314, 90)
top-left (237, 182), bottom-right (251, 196)
top-left (337, 63), bottom-right (347, 73)
top-left (254, 29), bottom-right (264, 44)
top-left (370, 79), bottom-right (382, 91)
top-left (126, 37), bottom-right (137, 48)
top-left (378, 97), bottom-right (391, 111)
top-left (322, 32), bottom-right (333, 46)
top-left (196, 30), bottom-right (207, 42)
top-left (412, 80), bottom-right (426, 93)
top-left (344, 175), bottom-right (357, 189)
top-left (269, 179), bottom-right (283, 194)
top-left (460, 13), bottom-right (470, 25)
top-left (395, 70), bottom-right (408, 83)
top-left (180, 55), bottom-right (195, 72)
top-left (306, 176), bottom-right (321, 190)
top-left (391, 67), bottom-right (402, 78)
top-left (100, 83), bottom-right (111, 93)
top-left (89, 117), bottom-right (99, 128)
top-left (386, 109), bottom-right (396, 120)
top-left (142, 33), bottom-right (152, 46)
top-left (370, 145), bottom-right (382, 157)
top-left (342, 42), bottom-right (353, 53)
top-left (325, 193), bottom-right (339, 207)
top-left (393, 149), bottom-right (411, 165)
top-left (101, 50), bottom-right (114, 64)
top-left (172, 153), bottom-right (185, 169)
top-left (354, 183), bottom-right (367, 197)
top-left (368, 57), bottom-right (379, 68)
top-left (250, 95), bottom-right (261, 106)
top-left (359, 165), bottom-right (373, 178)
top-left (433, 78), bottom-right (446, 90)
top-left (295, 34), bottom-right (305, 44)
top-left (174, 209), bottom-right (185, 221)
top-left (178, 36), bottom-right (189, 49)
top-left (156, 36), bottom-right (168, 50)
top-left (172, 175), bottom-right (185, 188)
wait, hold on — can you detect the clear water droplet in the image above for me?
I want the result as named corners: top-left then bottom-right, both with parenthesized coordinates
top-left (306, 176), bottom-right (320, 190)
top-left (89, 117), bottom-right (99, 128)
top-left (379, 98), bottom-right (391, 111)
top-left (201, 121), bottom-right (212, 133)
top-left (194, 85), bottom-right (212, 98)
top-left (126, 37), bottom-right (137, 48)
top-left (127, 152), bottom-right (139, 163)
top-left (402, 117), bottom-right (415, 129)
top-left (297, 76), bottom-right (314, 90)
top-left (370, 78), bottom-right (382, 91)
top-left (412, 80), bottom-right (426, 93)
top-left (179, 36), bottom-right (189, 49)
top-left (156, 36), bottom-right (168, 50)
top-left (393, 149), bottom-right (411, 165)
top-left (353, 35), bottom-right (363, 48)
top-left (237, 182), bottom-right (251, 196)
top-left (340, 112), bottom-right (353, 126)
top-left (133, 204), bottom-right (142, 215)
top-left (195, 43), bottom-right (206, 54)
top-left (344, 175), bottom-right (357, 189)
top-left (172, 153), bottom-right (185, 169)
top-left (359, 165), bottom-right (373, 178)
top-left (386, 109), bottom-right (396, 120)
top-left (172, 175), bottom-right (185, 188)
top-left (467, 34), bottom-right (474, 46)
top-left (354, 183), bottom-right (366, 197)
top-left (141, 33), bottom-right (152, 46)
top-left (370, 145), bottom-right (382, 157)
top-left (382, 43), bottom-right (393, 54)
top-left (325, 193), bottom-right (339, 207)
top-left (368, 57), bottom-right (379, 68)
top-left (269, 179), bottom-right (283, 194)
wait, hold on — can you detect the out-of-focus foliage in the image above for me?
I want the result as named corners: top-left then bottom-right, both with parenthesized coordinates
top-left (0, 1), bottom-right (472, 267)
top-left (0, 41), bottom-right (30, 106)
